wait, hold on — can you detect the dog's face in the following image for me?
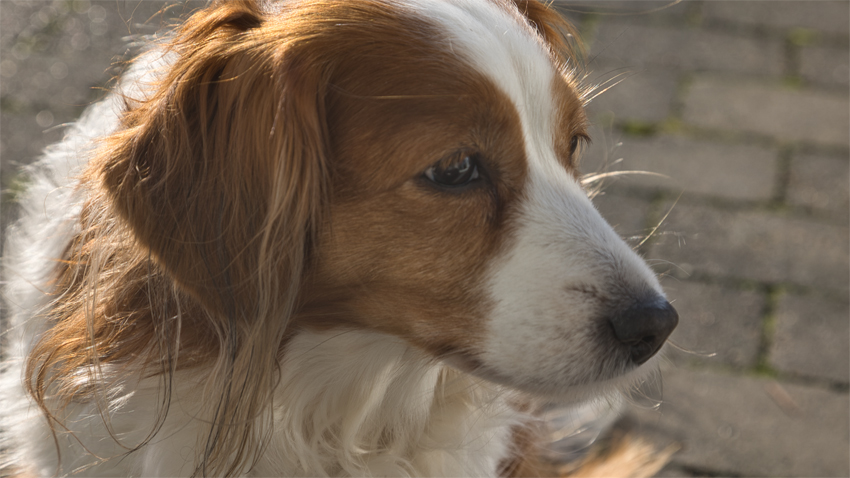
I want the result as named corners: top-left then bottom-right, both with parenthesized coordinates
top-left (295, 0), bottom-right (676, 398)
top-left (100, 0), bottom-right (676, 401)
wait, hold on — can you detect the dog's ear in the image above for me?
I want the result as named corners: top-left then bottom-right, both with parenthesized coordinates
top-left (97, 0), bottom-right (328, 321)
top-left (512, 0), bottom-right (584, 66)
top-left (93, 2), bottom-right (332, 471)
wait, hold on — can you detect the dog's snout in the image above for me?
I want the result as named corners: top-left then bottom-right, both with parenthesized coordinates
top-left (609, 297), bottom-right (678, 365)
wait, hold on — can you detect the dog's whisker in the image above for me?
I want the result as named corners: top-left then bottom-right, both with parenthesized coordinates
top-left (666, 340), bottom-right (717, 358)
top-left (583, 69), bottom-right (639, 105)
top-left (576, 67), bottom-right (634, 102)
top-left (638, 191), bottom-right (683, 248)
top-left (581, 169), bottom-right (672, 185)
top-left (644, 258), bottom-right (690, 277)
top-left (622, 369), bottom-right (664, 411)
top-left (555, 0), bottom-right (683, 16)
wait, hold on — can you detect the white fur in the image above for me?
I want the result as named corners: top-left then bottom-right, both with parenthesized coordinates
top-left (480, 171), bottom-right (664, 397)
top-left (0, 48), bottom-right (177, 476)
top-left (252, 330), bottom-right (516, 477)
top-left (2, 330), bottom-right (517, 476)
top-left (0, 99), bottom-right (120, 477)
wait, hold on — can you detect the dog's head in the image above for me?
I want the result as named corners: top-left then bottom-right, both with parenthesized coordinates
top-left (99, 0), bottom-right (676, 403)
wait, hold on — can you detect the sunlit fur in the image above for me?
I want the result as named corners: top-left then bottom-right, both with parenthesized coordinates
top-left (1, 0), bottom-right (668, 476)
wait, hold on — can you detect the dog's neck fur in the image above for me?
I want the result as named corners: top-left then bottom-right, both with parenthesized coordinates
top-left (76, 327), bottom-right (522, 476)
top-left (251, 329), bottom-right (518, 477)
top-left (5, 328), bottom-right (521, 477)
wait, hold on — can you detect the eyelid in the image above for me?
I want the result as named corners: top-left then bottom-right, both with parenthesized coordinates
top-left (572, 134), bottom-right (591, 155)
top-left (436, 153), bottom-right (461, 167)
top-left (574, 134), bottom-right (591, 147)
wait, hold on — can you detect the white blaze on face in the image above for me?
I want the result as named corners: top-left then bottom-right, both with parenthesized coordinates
top-left (411, 0), bottom-right (665, 397)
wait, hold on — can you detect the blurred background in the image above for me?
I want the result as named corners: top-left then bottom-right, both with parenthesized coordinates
top-left (556, 2), bottom-right (849, 476)
top-left (1, 1), bottom-right (848, 476)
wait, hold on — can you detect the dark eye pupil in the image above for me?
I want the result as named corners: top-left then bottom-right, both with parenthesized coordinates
top-left (439, 157), bottom-right (471, 183)
top-left (426, 154), bottom-right (479, 187)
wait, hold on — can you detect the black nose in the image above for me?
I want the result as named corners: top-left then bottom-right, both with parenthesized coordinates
top-left (609, 297), bottom-right (679, 365)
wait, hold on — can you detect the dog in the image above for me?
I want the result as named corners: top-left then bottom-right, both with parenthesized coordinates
top-left (0, 0), bottom-right (678, 475)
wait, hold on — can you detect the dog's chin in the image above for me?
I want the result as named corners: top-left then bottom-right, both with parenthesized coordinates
top-left (539, 358), bottom-right (664, 407)
top-left (441, 348), bottom-right (664, 405)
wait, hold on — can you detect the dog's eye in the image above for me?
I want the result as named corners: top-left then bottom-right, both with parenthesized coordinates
top-left (569, 136), bottom-right (580, 155)
top-left (568, 134), bottom-right (590, 161)
top-left (424, 153), bottom-right (481, 187)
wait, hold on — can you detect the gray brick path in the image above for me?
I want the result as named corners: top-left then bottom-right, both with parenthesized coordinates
top-left (660, 279), bottom-right (765, 369)
top-left (801, 44), bottom-right (850, 89)
top-left (788, 151), bottom-right (850, 220)
top-left (701, 0), bottom-right (850, 36)
top-left (592, 22), bottom-right (785, 77)
top-left (587, 134), bottom-right (779, 201)
top-left (584, 62), bottom-right (680, 123)
top-left (771, 294), bottom-right (850, 383)
top-left (2, 1), bottom-right (848, 477)
top-left (683, 78), bottom-right (850, 148)
top-left (651, 202), bottom-right (850, 295)
top-left (568, 1), bottom-right (849, 476)
top-left (629, 366), bottom-right (849, 477)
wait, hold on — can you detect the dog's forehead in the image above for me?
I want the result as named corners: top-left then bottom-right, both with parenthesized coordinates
top-left (403, 0), bottom-right (580, 174)
top-left (403, 0), bottom-right (550, 70)
top-left (315, 0), bottom-right (586, 192)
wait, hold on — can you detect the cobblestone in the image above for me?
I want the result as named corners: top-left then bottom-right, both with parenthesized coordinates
top-left (590, 21), bottom-right (784, 77)
top-left (576, 4), bottom-right (849, 476)
top-left (649, 202), bottom-right (850, 296)
top-left (557, 1), bottom-right (692, 21)
top-left (653, 465), bottom-right (697, 477)
top-left (584, 61), bottom-right (679, 124)
top-left (683, 77), bottom-right (850, 148)
top-left (660, 278), bottom-right (764, 369)
top-left (787, 151), bottom-right (850, 220)
top-left (0, 1), bottom-right (203, 189)
top-left (583, 134), bottom-right (779, 201)
top-left (628, 366), bottom-right (850, 477)
top-left (701, 0), bottom-right (850, 36)
top-left (801, 44), bottom-right (850, 90)
top-left (770, 293), bottom-right (850, 384)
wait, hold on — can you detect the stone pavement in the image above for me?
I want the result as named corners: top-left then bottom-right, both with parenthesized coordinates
top-left (0, 0), bottom-right (206, 222)
top-left (553, 1), bottom-right (850, 476)
top-left (1, 1), bottom-right (848, 477)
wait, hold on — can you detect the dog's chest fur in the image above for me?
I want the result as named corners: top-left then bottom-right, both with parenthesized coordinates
top-left (4, 323), bottom-right (518, 476)
top-left (252, 330), bottom-right (517, 477)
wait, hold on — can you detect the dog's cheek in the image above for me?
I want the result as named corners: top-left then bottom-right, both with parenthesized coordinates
top-left (303, 187), bottom-right (501, 341)
top-left (476, 238), bottom-right (603, 390)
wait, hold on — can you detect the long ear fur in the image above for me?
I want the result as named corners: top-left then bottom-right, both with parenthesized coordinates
top-left (89, 0), bottom-right (328, 473)
top-left (102, 1), bottom-right (328, 322)
top-left (512, 0), bottom-right (585, 69)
